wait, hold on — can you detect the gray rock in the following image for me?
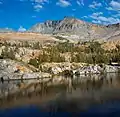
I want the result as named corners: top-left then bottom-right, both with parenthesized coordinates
top-left (73, 65), bottom-right (119, 76)
top-left (104, 65), bottom-right (118, 73)
top-left (73, 65), bottom-right (101, 75)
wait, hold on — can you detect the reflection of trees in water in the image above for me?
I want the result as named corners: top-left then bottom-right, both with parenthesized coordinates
top-left (67, 73), bottom-right (118, 92)
top-left (106, 73), bottom-right (120, 88)
top-left (76, 74), bottom-right (104, 91)
top-left (112, 73), bottom-right (120, 82)
top-left (0, 80), bottom-right (51, 106)
top-left (83, 75), bottom-right (103, 91)
top-left (0, 73), bottom-right (119, 107)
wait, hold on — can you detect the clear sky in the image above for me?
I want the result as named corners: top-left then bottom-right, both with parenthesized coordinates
top-left (0, 0), bottom-right (120, 31)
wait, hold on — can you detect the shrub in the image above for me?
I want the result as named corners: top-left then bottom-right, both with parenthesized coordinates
top-left (29, 59), bottom-right (39, 68)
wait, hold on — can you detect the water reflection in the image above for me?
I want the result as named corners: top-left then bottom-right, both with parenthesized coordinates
top-left (0, 73), bottom-right (120, 108)
top-left (0, 73), bottom-right (120, 96)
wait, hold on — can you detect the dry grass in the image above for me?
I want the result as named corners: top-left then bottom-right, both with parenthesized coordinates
top-left (0, 32), bottom-right (57, 42)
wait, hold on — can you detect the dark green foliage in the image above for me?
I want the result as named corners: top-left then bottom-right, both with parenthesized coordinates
top-left (86, 42), bottom-right (105, 64)
top-left (39, 51), bottom-right (50, 63)
top-left (29, 58), bottom-right (39, 68)
top-left (55, 36), bottom-right (67, 41)
top-left (110, 44), bottom-right (120, 63)
top-left (56, 42), bottom-right (74, 53)
top-left (23, 41), bottom-right (30, 47)
top-left (1, 40), bottom-right (120, 66)
top-left (38, 49), bottom-right (65, 63)
top-left (30, 41), bottom-right (115, 67)
top-left (0, 47), bottom-right (15, 59)
top-left (32, 42), bottom-right (41, 49)
top-left (8, 48), bottom-right (16, 60)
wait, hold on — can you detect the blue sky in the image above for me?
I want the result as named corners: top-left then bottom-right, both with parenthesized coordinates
top-left (0, 0), bottom-right (120, 31)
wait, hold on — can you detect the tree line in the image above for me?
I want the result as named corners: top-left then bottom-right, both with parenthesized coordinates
top-left (0, 40), bottom-right (120, 68)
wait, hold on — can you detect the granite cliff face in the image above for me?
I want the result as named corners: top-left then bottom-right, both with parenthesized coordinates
top-left (29, 17), bottom-right (120, 41)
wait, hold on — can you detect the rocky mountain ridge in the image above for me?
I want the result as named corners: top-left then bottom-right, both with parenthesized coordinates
top-left (29, 17), bottom-right (120, 41)
top-left (0, 17), bottom-right (120, 42)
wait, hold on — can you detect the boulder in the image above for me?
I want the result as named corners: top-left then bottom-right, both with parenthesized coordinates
top-left (73, 65), bottom-right (101, 76)
top-left (104, 65), bottom-right (118, 73)
top-left (22, 72), bottom-right (40, 79)
top-left (40, 72), bottom-right (52, 78)
top-left (51, 67), bottom-right (62, 75)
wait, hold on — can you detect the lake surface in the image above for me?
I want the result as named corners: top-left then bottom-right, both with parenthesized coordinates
top-left (1, 73), bottom-right (120, 116)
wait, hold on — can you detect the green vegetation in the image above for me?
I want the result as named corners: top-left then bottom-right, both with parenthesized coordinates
top-left (1, 40), bottom-right (120, 68)
top-left (110, 44), bottom-right (120, 64)
top-left (28, 41), bottom-right (120, 68)
top-left (0, 46), bottom-right (15, 59)
top-left (29, 58), bottom-right (39, 68)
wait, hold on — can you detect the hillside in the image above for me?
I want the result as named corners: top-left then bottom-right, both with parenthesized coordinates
top-left (0, 32), bottom-right (60, 43)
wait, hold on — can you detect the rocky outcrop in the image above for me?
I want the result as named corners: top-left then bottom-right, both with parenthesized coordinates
top-left (73, 65), bottom-right (120, 76)
top-left (73, 65), bottom-right (102, 75)
top-left (0, 59), bottom-right (51, 81)
top-left (40, 62), bottom-right (85, 74)
top-left (0, 59), bottom-right (53, 100)
top-left (0, 60), bottom-right (119, 102)
top-left (104, 65), bottom-right (119, 73)
top-left (40, 63), bottom-right (120, 76)
top-left (0, 59), bottom-right (119, 80)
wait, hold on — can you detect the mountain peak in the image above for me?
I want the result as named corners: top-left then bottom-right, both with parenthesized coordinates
top-left (29, 17), bottom-right (120, 41)
top-left (63, 16), bottom-right (84, 23)
top-left (29, 17), bottom-right (94, 35)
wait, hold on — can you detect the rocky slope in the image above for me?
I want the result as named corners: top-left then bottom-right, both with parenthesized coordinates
top-left (29, 20), bottom-right (61, 34)
top-left (29, 17), bottom-right (120, 42)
